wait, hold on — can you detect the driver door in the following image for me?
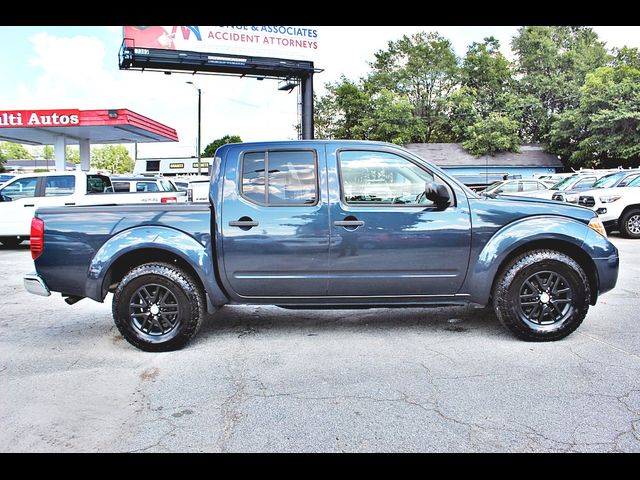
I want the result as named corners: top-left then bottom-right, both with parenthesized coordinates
top-left (328, 149), bottom-right (472, 296)
top-left (0, 176), bottom-right (39, 236)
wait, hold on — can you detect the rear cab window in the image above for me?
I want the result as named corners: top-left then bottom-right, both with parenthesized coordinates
top-left (87, 175), bottom-right (111, 193)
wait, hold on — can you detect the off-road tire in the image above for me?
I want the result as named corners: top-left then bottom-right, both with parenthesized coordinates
top-left (112, 262), bottom-right (205, 352)
top-left (493, 249), bottom-right (590, 341)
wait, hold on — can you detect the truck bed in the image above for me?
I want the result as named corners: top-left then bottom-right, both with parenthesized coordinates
top-left (34, 204), bottom-right (211, 298)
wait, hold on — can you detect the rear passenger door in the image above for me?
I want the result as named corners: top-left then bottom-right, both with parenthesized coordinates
top-left (221, 146), bottom-right (330, 297)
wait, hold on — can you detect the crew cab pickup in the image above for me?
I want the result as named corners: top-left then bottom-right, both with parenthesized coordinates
top-left (0, 171), bottom-right (185, 247)
top-left (23, 141), bottom-right (619, 351)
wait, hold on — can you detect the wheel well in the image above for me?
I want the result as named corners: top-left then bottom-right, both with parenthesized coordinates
top-left (620, 204), bottom-right (640, 220)
top-left (102, 248), bottom-right (204, 299)
top-left (490, 239), bottom-right (599, 306)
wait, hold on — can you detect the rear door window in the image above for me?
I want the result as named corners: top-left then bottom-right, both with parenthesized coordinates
top-left (44, 175), bottom-right (75, 196)
top-left (240, 150), bottom-right (317, 206)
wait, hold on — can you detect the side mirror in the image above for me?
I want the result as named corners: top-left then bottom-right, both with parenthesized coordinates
top-left (424, 182), bottom-right (450, 207)
top-left (0, 194), bottom-right (11, 202)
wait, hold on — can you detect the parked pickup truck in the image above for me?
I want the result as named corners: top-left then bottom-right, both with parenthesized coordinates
top-left (578, 174), bottom-right (640, 238)
top-left (0, 171), bottom-right (185, 247)
top-left (24, 141), bottom-right (619, 351)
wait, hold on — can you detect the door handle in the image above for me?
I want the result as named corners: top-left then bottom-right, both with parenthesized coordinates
top-left (334, 220), bottom-right (364, 227)
top-left (24, 204), bottom-right (35, 207)
top-left (334, 215), bottom-right (365, 230)
top-left (229, 216), bottom-right (258, 230)
top-left (65, 202), bottom-right (76, 206)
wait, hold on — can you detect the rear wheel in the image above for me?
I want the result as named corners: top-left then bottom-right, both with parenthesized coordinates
top-left (619, 209), bottom-right (640, 239)
top-left (0, 237), bottom-right (23, 248)
top-left (493, 250), bottom-right (590, 341)
top-left (112, 262), bottom-right (205, 351)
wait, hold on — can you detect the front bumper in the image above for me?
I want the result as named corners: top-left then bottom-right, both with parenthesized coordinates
top-left (24, 272), bottom-right (51, 297)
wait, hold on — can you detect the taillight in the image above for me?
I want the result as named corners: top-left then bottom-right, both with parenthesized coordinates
top-left (161, 197), bottom-right (177, 204)
top-left (30, 217), bottom-right (44, 260)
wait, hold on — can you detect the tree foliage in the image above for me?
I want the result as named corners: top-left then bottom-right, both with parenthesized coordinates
top-left (548, 64), bottom-right (640, 167)
top-left (90, 145), bottom-right (134, 173)
top-left (202, 135), bottom-right (242, 158)
top-left (0, 142), bottom-right (33, 160)
top-left (314, 27), bottom-right (639, 165)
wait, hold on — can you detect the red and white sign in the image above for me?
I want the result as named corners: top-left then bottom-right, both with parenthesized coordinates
top-left (123, 26), bottom-right (320, 61)
top-left (0, 109), bottom-right (81, 128)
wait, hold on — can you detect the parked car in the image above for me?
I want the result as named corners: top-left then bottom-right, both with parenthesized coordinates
top-left (479, 178), bottom-right (554, 196)
top-left (552, 170), bottom-right (640, 203)
top-left (110, 176), bottom-right (180, 194)
top-left (578, 174), bottom-right (640, 238)
top-left (520, 171), bottom-right (616, 201)
top-left (187, 180), bottom-right (210, 203)
top-left (0, 171), bottom-right (186, 247)
top-left (24, 140), bottom-right (618, 351)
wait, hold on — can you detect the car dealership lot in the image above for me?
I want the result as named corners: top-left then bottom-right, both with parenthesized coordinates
top-left (0, 238), bottom-right (639, 452)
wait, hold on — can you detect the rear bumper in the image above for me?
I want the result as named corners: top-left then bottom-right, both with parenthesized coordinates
top-left (23, 272), bottom-right (51, 297)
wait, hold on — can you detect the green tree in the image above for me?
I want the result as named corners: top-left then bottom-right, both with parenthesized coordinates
top-left (202, 135), bottom-right (242, 158)
top-left (462, 113), bottom-right (521, 156)
top-left (511, 26), bottom-right (609, 141)
top-left (41, 145), bottom-right (54, 161)
top-left (91, 145), bottom-right (134, 173)
top-left (314, 76), bottom-right (372, 139)
top-left (548, 64), bottom-right (640, 167)
top-left (448, 37), bottom-right (523, 154)
top-left (0, 142), bottom-right (33, 160)
top-left (369, 32), bottom-right (459, 143)
top-left (66, 146), bottom-right (80, 164)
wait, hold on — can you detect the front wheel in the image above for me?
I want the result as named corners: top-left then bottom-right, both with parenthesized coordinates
top-left (112, 262), bottom-right (205, 351)
top-left (493, 250), bottom-right (590, 341)
top-left (619, 209), bottom-right (640, 239)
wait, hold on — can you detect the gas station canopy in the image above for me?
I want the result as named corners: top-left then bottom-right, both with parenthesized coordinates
top-left (0, 108), bottom-right (178, 171)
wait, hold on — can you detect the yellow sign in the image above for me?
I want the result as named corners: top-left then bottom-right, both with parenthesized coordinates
top-left (169, 163), bottom-right (185, 169)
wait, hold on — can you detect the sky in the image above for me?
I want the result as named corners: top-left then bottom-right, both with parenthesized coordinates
top-left (0, 26), bottom-right (639, 159)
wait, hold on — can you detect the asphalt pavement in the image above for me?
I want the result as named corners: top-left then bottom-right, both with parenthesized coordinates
top-left (0, 236), bottom-right (638, 452)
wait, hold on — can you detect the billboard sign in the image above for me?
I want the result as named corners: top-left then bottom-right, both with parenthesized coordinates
top-left (123, 26), bottom-right (319, 61)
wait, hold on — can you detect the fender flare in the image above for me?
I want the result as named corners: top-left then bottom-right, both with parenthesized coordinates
top-left (464, 215), bottom-right (593, 304)
top-left (86, 225), bottom-right (228, 308)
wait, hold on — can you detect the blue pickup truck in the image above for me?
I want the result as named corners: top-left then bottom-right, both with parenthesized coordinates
top-left (24, 141), bottom-right (619, 351)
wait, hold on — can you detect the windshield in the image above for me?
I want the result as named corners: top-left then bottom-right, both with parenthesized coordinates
top-left (550, 175), bottom-right (578, 190)
top-left (592, 172), bottom-right (626, 189)
top-left (0, 174), bottom-right (15, 183)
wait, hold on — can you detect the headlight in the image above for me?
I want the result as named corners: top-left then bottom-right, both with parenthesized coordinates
top-left (566, 194), bottom-right (579, 203)
top-left (599, 195), bottom-right (621, 203)
top-left (588, 217), bottom-right (607, 237)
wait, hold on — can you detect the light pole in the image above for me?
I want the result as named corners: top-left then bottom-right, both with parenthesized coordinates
top-left (186, 81), bottom-right (202, 176)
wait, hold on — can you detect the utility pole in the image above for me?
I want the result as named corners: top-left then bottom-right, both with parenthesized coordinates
top-left (186, 81), bottom-right (202, 176)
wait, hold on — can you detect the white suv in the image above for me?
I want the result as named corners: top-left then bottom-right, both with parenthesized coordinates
top-left (578, 175), bottom-right (640, 238)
